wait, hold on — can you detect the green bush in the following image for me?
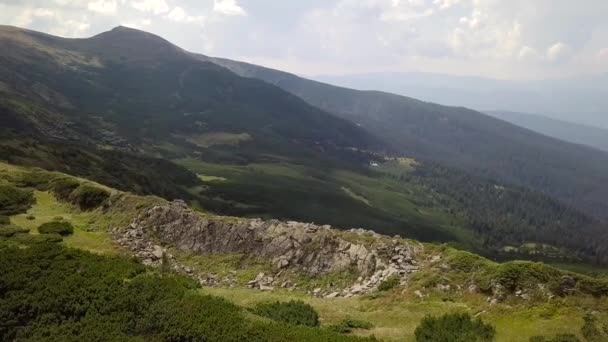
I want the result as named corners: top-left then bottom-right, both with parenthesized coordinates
top-left (69, 184), bottom-right (110, 210)
top-left (378, 275), bottom-right (400, 291)
top-left (0, 184), bottom-right (34, 215)
top-left (252, 300), bottom-right (320, 327)
top-left (51, 178), bottom-right (80, 201)
top-left (415, 313), bottom-right (496, 342)
top-left (0, 215), bottom-right (9, 225)
top-left (0, 241), bottom-right (371, 342)
top-left (0, 225), bottom-right (29, 237)
top-left (38, 221), bottom-right (74, 236)
top-left (15, 171), bottom-right (56, 190)
top-left (530, 334), bottom-right (581, 342)
top-left (330, 319), bottom-right (374, 333)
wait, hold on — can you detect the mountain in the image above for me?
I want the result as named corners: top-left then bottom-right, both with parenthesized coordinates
top-left (486, 111), bottom-right (608, 153)
top-left (3, 25), bottom-right (608, 264)
top-left (202, 56), bottom-right (608, 222)
top-left (314, 71), bottom-right (608, 129)
top-left (0, 26), bottom-right (381, 164)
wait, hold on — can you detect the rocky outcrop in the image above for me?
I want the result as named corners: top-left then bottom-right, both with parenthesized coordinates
top-left (113, 200), bottom-right (424, 296)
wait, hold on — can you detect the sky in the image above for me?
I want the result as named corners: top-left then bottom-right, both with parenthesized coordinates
top-left (1, 0), bottom-right (607, 80)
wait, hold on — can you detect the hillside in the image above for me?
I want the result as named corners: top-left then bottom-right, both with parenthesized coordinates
top-left (202, 56), bottom-right (608, 222)
top-left (0, 25), bottom-right (381, 165)
top-left (486, 111), bottom-right (608, 153)
top-left (1, 161), bottom-right (608, 341)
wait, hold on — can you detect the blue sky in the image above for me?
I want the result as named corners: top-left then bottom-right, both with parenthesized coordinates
top-left (1, 0), bottom-right (607, 79)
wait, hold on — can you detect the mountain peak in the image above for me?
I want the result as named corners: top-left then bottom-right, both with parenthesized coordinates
top-left (84, 26), bottom-right (186, 63)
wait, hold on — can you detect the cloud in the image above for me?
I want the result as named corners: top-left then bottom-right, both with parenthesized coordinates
top-left (87, 0), bottom-right (117, 14)
top-left (167, 6), bottom-right (204, 23)
top-left (131, 0), bottom-right (168, 14)
top-left (518, 46), bottom-right (538, 61)
top-left (547, 42), bottom-right (571, 62)
top-left (433, 0), bottom-right (462, 10)
top-left (213, 0), bottom-right (246, 16)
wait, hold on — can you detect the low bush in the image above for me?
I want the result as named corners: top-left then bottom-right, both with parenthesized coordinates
top-left (415, 313), bottom-right (495, 342)
top-left (378, 275), bottom-right (400, 291)
top-left (530, 334), bottom-right (581, 342)
top-left (0, 225), bottom-right (29, 237)
top-left (51, 178), bottom-right (80, 201)
top-left (38, 221), bottom-right (74, 236)
top-left (15, 171), bottom-right (56, 190)
top-left (252, 300), bottom-right (320, 327)
top-left (0, 184), bottom-right (34, 215)
top-left (69, 184), bottom-right (110, 210)
top-left (0, 241), bottom-right (371, 341)
top-left (330, 319), bottom-right (374, 333)
top-left (0, 215), bottom-right (9, 225)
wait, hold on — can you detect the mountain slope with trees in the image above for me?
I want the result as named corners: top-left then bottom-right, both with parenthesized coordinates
top-left (203, 56), bottom-right (608, 222)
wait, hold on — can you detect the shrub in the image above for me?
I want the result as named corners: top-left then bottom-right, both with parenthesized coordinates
top-left (0, 184), bottom-right (34, 215)
top-left (330, 319), bottom-right (374, 333)
top-left (69, 184), bottom-right (110, 210)
top-left (0, 215), bottom-right (9, 225)
top-left (38, 221), bottom-right (74, 236)
top-left (51, 178), bottom-right (80, 201)
top-left (26, 215), bottom-right (35, 220)
top-left (530, 335), bottom-right (581, 342)
top-left (0, 225), bottom-right (29, 237)
top-left (415, 313), bottom-right (495, 342)
top-left (378, 275), bottom-right (400, 291)
top-left (252, 300), bottom-right (320, 327)
top-left (15, 171), bottom-right (56, 190)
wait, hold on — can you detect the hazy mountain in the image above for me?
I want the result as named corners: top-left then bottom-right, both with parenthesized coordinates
top-left (202, 56), bottom-right (608, 221)
top-left (487, 111), bottom-right (608, 152)
top-left (315, 72), bottom-right (608, 129)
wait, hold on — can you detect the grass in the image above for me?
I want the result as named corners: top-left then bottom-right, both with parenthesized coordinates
top-left (201, 287), bottom-right (599, 341)
top-left (11, 191), bottom-right (119, 255)
top-left (197, 174), bottom-right (227, 182)
top-left (185, 132), bottom-right (252, 148)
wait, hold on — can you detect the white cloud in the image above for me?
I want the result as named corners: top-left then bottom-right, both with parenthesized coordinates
top-left (167, 6), bottom-right (204, 23)
top-left (213, 0), bottom-right (246, 16)
top-left (547, 42), bottom-right (571, 62)
top-left (32, 8), bottom-right (55, 17)
top-left (518, 46), bottom-right (538, 61)
top-left (131, 0), bottom-right (169, 14)
top-left (87, 0), bottom-right (117, 14)
top-left (433, 0), bottom-right (462, 10)
top-left (599, 48), bottom-right (608, 62)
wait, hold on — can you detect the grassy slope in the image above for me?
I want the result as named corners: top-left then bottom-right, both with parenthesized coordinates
top-left (202, 287), bottom-right (596, 342)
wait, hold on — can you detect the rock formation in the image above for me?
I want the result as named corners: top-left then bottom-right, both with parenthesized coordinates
top-left (113, 200), bottom-right (424, 296)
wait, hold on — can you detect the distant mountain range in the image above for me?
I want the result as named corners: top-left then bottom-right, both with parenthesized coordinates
top-left (486, 111), bottom-right (608, 153)
top-left (315, 72), bottom-right (608, 129)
